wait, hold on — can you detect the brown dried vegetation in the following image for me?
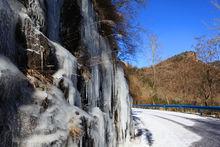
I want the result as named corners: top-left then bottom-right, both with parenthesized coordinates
top-left (124, 52), bottom-right (220, 105)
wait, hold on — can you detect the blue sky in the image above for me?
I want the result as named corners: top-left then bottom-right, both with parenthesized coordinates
top-left (132, 0), bottom-right (220, 67)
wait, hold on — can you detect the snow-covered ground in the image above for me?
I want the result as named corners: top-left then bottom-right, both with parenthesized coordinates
top-left (130, 108), bottom-right (220, 147)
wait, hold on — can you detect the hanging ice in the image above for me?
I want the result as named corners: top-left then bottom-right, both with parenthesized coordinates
top-left (0, 0), bottom-right (133, 146)
top-left (46, 0), bottom-right (63, 41)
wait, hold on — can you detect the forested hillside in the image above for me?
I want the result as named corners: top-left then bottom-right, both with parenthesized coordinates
top-left (124, 51), bottom-right (220, 106)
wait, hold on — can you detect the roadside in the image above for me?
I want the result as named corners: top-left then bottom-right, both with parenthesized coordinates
top-left (131, 108), bottom-right (220, 147)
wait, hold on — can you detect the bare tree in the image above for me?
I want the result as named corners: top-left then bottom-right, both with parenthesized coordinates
top-left (93, 0), bottom-right (146, 62)
top-left (148, 33), bottom-right (160, 86)
top-left (194, 36), bottom-right (220, 63)
top-left (197, 67), bottom-right (219, 106)
top-left (147, 33), bottom-right (161, 103)
top-left (192, 0), bottom-right (220, 105)
top-left (212, 0), bottom-right (220, 10)
top-left (194, 36), bottom-right (220, 105)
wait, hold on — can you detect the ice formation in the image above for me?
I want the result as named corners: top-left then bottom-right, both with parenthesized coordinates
top-left (0, 0), bottom-right (133, 146)
top-left (46, 0), bottom-right (63, 41)
top-left (0, 0), bottom-right (17, 60)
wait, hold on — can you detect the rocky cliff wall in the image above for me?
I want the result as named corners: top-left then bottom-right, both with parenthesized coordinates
top-left (0, 0), bottom-right (132, 147)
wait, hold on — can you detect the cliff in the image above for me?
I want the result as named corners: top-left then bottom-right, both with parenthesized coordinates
top-left (0, 0), bottom-right (132, 146)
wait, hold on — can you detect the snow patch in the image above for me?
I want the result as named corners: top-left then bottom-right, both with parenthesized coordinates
top-left (131, 108), bottom-right (202, 147)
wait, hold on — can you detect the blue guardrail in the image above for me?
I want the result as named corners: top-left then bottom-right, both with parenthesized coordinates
top-left (133, 104), bottom-right (220, 111)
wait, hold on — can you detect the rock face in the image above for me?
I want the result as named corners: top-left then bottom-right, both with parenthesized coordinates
top-left (0, 0), bottom-right (132, 147)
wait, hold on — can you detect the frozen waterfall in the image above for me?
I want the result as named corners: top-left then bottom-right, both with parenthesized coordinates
top-left (0, 0), bottom-right (133, 147)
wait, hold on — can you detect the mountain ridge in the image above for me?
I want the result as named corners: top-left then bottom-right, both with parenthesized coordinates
top-left (124, 51), bottom-right (220, 106)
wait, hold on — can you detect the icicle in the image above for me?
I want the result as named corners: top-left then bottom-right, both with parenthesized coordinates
top-left (0, 0), bottom-right (133, 146)
top-left (46, 0), bottom-right (63, 42)
top-left (40, 46), bottom-right (44, 71)
top-left (80, 0), bottom-right (133, 146)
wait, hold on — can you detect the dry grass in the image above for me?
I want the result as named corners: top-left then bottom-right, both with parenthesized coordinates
top-left (124, 52), bottom-right (220, 105)
top-left (26, 69), bottom-right (53, 88)
top-left (68, 118), bottom-right (83, 140)
top-left (69, 127), bottom-right (82, 139)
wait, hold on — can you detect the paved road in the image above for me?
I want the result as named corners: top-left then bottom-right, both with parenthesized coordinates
top-left (132, 108), bottom-right (220, 147)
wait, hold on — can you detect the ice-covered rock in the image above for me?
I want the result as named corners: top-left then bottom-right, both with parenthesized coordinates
top-left (19, 86), bottom-right (92, 146)
top-left (25, 0), bottom-right (46, 30)
top-left (0, 0), bottom-right (17, 61)
top-left (52, 41), bottom-right (80, 106)
top-left (0, 56), bottom-right (34, 146)
top-left (0, 0), bottom-right (133, 146)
